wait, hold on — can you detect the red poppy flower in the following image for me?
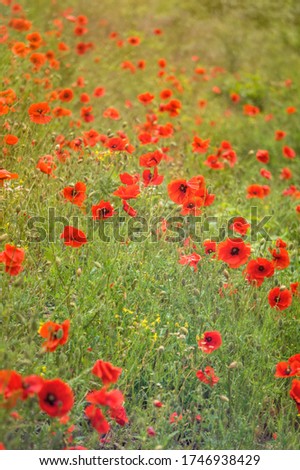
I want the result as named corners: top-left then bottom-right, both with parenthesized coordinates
top-left (269, 247), bottom-right (290, 270)
top-left (138, 92), bottom-right (154, 105)
top-left (39, 319), bottom-right (70, 352)
top-left (180, 196), bottom-right (203, 216)
top-left (230, 92), bottom-right (240, 103)
top-left (160, 89), bottom-right (172, 100)
top-left (28, 102), bottom-right (52, 124)
top-left (0, 370), bottom-right (23, 408)
top-left (0, 244), bottom-right (25, 276)
top-left (147, 426), bottom-right (156, 436)
top-left (260, 168), bottom-right (272, 180)
top-left (178, 253), bottom-right (201, 272)
top-left (203, 240), bottom-right (217, 256)
top-left (217, 238), bottom-right (251, 269)
top-left (275, 130), bottom-right (286, 141)
top-left (204, 155), bottom-right (224, 170)
top-left (244, 258), bottom-right (274, 286)
top-left (59, 88), bottom-right (74, 102)
top-left (142, 167), bottom-right (164, 187)
top-left (60, 226), bottom-right (87, 247)
top-left (63, 182), bottom-right (86, 207)
top-left (122, 200), bottom-right (137, 217)
top-left (94, 86), bottom-right (106, 97)
top-left (113, 184), bottom-right (140, 200)
top-left (243, 104), bottom-right (260, 116)
top-left (169, 412), bottom-right (183, 423)
top-left (230, 217), bottom-right (250, 236)
top-left (139, 150), bottom-right (163, 167)
top-left (283, 146), bottom-right (296, 159)
top-left (268, 286), bottom-right (292, 311)
top-left (92, 201), bottom-right (114, 220)
top-left (290, 282), bottom-right (300, 297)
top-left (22, 375), bottom-right (44, 399)
top-left (256, 149), bottom-right (269, 164)
top-left (4, 134), bottom-right (18, 145)
top-left (36, 155), bottom-right (57, 176)
top-left (38, 379), bottom-right (74, 417)
top-left (109, 406), bottom-right (128, 426)
top-left (127, 36), bottom-right (140, 46)
top-left (119, 173), bottom-right (140, 185)
top-left (85, 404), bottom-right (110, 434)
top-left (0, 169), bottom-right (18, 186)
top-left (246, 184), bottom-right (268, 199)
top-left (192, 136), bottom-right (210, 153)
top-left (196, 366), bottom-right (219, 387)
top-left (275, 360), bottom-right (300, 378)
top-left (289, 379), bottom-right (300, 413)
top-left (168, 179), bottom-right (191, 204)
top-left (104, 137), bottom-right (125, 152)
top-left (280, 167), bottom-right (292, 180)
top-left (86, 388), bottom-right (124, 410)
top-left (103, 107), bottom-right (120, 120)
top-left (198, 331), bottom-right (222, 354)
top-left (92, 360), bottom-right (122, 385)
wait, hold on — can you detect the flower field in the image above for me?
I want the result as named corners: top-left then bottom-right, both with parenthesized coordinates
top-left (0, 0), bottom-right (300, 450)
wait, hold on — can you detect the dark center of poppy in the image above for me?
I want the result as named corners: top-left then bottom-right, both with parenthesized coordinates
top-left (46, 393), bottom-right (56, 406)
top-left (274, 296), bottom-right (280, 303)
top-left (99, 208), bottom-right (109, 217)
top-left (179, 184), bottom-right (187, 193)
top-left (231, 247), bottom-right (239, 255)
top-left (258, 265), bottom-right (265, 271)
top-left (71, 189), bottom-right (78, 197)
top-left (207, 249), bottom-right (213, 254)
top-left (205, 336), bottom-right (212, 342)
top-left (187, 203), bottom-right (195, 208)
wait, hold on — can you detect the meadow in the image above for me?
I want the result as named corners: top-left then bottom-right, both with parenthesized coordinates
top-left (0, 0), bottom-right (300, 450)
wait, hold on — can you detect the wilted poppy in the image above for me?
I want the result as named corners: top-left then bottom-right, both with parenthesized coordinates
top-left (0, 244), bottom-right (25, 276)
top-left (39, 319), bottom-right (70, 352)
top-left (92, 360), bottom-right (122, 385)
top-left (196, 366), bottom-right (219, 387)
top-left (60, 226), bottom-right (87, 247)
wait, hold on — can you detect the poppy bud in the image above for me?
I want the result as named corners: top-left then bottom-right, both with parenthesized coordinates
top-left (0, 233), bottom-right (8, 241)
top-left (94, 261), bottom-right (101, 268)
top-left (193, 288), bottom-right (200, 295)
top-left (76, 268), bottom-right (82, 276)
top-left (219, 395), bottom-right (229, 402)
top-left (181, 327), bottom-right (188, 334)
top-left (279, 285), bottom-right (287, 290)
top-left (223, 269), bottom-right (230, 279)
top-left (228, 361), bottom-right (238, 369)
top-left (55, 257), bottom-right (62, 266)
top-left (16, 206), bottom-right (21, 214)
top-left (157, 346), bottom-right (164, 353)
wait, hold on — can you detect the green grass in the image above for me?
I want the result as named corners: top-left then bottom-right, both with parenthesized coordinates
top-left (0, 0), bottom-right (300, 450)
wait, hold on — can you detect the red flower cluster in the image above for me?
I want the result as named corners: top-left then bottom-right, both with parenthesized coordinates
top-left (85, 360), bottom-right (127, 434)
top-left (275, 354), bottom-right (300, 413)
